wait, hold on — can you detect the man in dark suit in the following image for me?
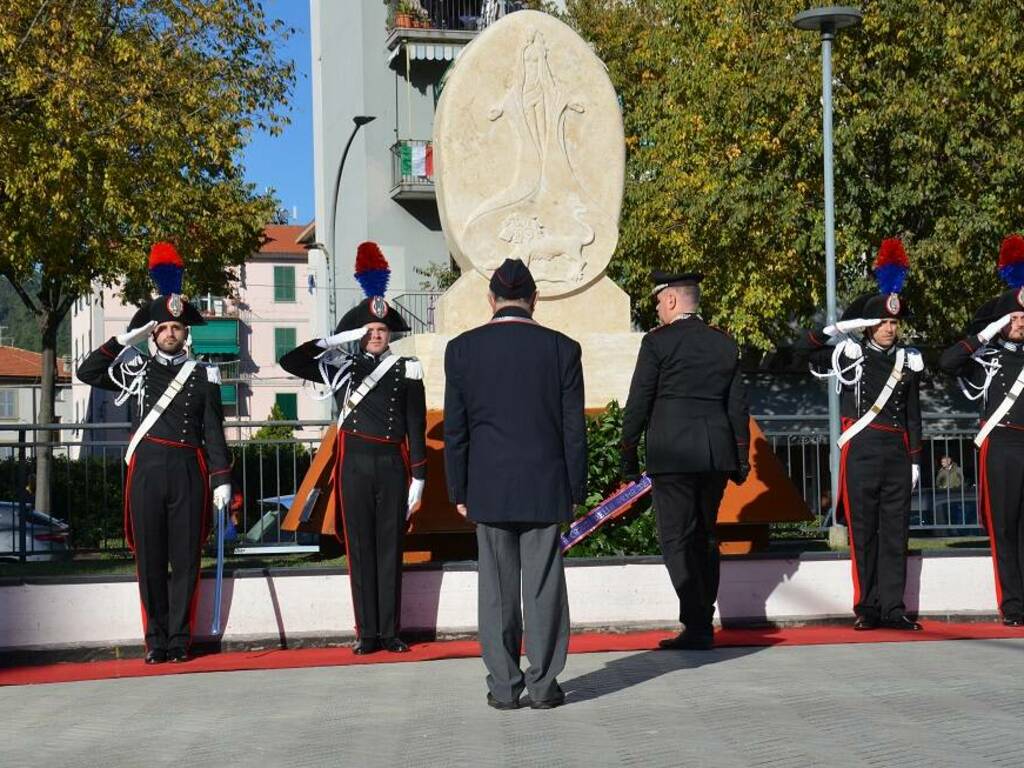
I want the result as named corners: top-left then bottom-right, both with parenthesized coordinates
top-left (620, 271), bottom-right (750, 650)
top-left (444, 258), bottom-right (586, 711)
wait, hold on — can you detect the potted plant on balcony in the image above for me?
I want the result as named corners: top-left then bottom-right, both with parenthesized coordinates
top-left (415, 7), bottom-right (431, 29)
top-left (394, 1), bottom-right (414, 29)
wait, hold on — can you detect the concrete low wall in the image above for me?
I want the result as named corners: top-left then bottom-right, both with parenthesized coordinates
top-left (0, 552), bottom-right (998, 652)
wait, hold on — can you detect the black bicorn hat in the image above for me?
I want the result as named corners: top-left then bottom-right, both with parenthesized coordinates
top-left (335, 242), bottom-right (410, 334)
top-left (489, 258), bottom-right (537, 300)
top-left (841, 238), bottom-right (911, 321)
top-left (650, 270), bottom-right (703, 297)
top-left (129, 242), bottom-right (206, 329)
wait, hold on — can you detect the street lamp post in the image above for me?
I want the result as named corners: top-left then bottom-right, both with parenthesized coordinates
top-left (325, 115), bottom-right (376, 331)
top-left (793, 6), bottom-right (861, 546)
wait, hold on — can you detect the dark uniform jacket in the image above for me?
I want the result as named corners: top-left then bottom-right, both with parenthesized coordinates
top-left (77, 338), bottom-right (232, 487)
top-left (940, 335), bottom-right (1024, 427)
top-left (797, 327), bottom-right (923, 461)
top-left (621, 316), bottom-right (749, 476)
top-left (279, 342), bottom-right (427, 479)
top-left (443, 307), bottom-right (587, 524)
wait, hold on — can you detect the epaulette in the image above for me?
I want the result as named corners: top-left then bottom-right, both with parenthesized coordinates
top-left (404, 357), bottom-right (423, 380)
top-left (203, 363), bottom-right (222, 385)
top-left (905, 347), bottom-right (924, 373)
top-left (707, 324), bottom-right (731, 337)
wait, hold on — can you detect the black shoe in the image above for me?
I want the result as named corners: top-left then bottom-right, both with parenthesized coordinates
top-left (381, 637), bottom-right (410, 653)
top-left (486, 692), bottom-right (521, 710)
top-left (1002, 616), bottom-right (1024, 627)
top-left (658, 631), bottom-right (714, 650)
top-left (521, 691), bottom-right (566, 710)
top-left (144, 649), bottom-right (167, 665)
top-left (882, 615), bottom-right (923, 631)
top-left (167, 648), bottom-right (190, 663)
top-left (353, 638), bottom-right (380, 655)
top-left (853, 616), bottom-right (879, 631)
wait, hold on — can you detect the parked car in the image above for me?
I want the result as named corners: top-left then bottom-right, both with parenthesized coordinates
top-left (0, 501), bottom-right (71, 561)
top-left (910, 487), bottom-right (981, 529)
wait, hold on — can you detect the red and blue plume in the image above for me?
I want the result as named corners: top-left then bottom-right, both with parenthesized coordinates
top-left (998, 234), bottom-right (1024, 289)
top-left (148, 242), bottom-right (184, 295)
top-left (873, 238), bottom-right (909, 294)
top-left (354, 241), bottom-right (390, 298)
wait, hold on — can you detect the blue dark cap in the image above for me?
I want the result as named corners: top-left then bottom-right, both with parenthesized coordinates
top-left (489, 258), bottom-right (537, 300)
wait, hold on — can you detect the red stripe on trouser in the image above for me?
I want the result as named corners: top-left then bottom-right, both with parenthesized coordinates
top-left (839, 438), bottom-right (862, 610)
top-left (186, 449), bottom-right (210, 646)
top-left (334, 433), bottom-right (361, 636)
top-left (978, 438), bottom-right (1005, 612)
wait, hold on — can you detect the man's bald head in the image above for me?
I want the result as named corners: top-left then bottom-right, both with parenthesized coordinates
top-left (655, 284), bottom-right (700, 324)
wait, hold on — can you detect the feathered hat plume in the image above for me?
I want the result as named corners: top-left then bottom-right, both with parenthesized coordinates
top-left (873, 238), bottom-right (909, 294)
top-left (354, 241), bottom-right (390, 298)
top-left (148, 242), bottom-right (184, 296)
top-left (998, 234), bottom-right (1024, 289)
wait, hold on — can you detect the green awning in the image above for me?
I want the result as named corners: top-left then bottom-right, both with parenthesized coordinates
top-left (191, 318), bottom-right (239, 354)
top-left (220, 384), bottom-right (237, 406)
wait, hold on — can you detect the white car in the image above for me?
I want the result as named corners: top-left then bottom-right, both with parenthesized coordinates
top-left (0, 501), bottom-right (71, 561)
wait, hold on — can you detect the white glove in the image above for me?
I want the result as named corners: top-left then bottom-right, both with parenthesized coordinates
top-left (116, 320), bottom-right (157, 347)
top-left (213, 483), bottom-right (231, 510)
top-left (823, 318), bottom-right (881, 337)
top-left (911, 465), bottom-right (920, 490)
top-left (836, 337), bottom-right (863, 361)
top-left (977, 313), bottom-right (1016, 345)
top-left (406, 478), bottom-right (425, 520)
top-left (317, 327), bottom-right (368, 349)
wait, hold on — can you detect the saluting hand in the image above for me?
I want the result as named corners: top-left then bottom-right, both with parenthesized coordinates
top-left (977, 313), bottom-right (1017, 345)
top-left (824, 318), bottom-right (881, 337)
top-left (116, 320), bottom-right (157, 348)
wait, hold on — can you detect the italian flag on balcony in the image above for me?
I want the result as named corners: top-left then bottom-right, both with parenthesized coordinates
top-left (400, 142), bottom-right (433, 179)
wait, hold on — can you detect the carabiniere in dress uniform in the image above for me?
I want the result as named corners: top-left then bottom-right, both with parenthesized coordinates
top-left (796, 238), bottom-right (923, 632)
top-left (280, 242), bottom-right (427, 655)
top-left (77, 242), bottom-right (232, 664)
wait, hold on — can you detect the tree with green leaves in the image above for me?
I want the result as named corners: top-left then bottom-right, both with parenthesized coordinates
top-left (565, 0), bottom-right (1024, 350)
top-left (0, 0), bottom-right (294, 513)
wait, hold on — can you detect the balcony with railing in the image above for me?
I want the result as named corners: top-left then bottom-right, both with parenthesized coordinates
top-left (385, 1), bottom-right (524, 62)
top-left (390, 139), bottom-right (436, 200)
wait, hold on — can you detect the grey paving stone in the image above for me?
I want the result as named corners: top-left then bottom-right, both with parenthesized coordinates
top-left (3, 639), bottom-right (1024, 768)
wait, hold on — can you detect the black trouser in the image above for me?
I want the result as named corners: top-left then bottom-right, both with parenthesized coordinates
top-left (339, 436), bottom-right (408, 640)
top-left (841, 427), bottom-right (911, 621)
top-left (127, 440), bottom-right (208, 652)
top-left (651, 472), bottom-right (729, 632)
top-left (980, 428), bottom-right (1024, 620)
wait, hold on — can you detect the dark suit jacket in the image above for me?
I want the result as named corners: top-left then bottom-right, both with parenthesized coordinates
top-left (443, 307), bottom-right (587, 524)
top-left (621, 316), bottom-right (749, 476)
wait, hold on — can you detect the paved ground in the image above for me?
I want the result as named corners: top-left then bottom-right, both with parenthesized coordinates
top-left (5, 638), bottom-right (1024, 768)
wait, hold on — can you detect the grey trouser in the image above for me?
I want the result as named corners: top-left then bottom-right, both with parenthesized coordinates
top-left (476, 522), bottom-right (570, 703)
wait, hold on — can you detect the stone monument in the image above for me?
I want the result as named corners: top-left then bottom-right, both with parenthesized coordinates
top-left (393, 10), bottom-right (642, 408)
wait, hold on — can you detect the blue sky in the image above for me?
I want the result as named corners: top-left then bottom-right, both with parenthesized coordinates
top-left (241, 0), bottom-right (314, 224)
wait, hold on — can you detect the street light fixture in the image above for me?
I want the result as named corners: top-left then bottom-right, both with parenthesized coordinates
top-left (325, 115), bottom-right (377, 330)
top-left (792, 6), bottom-right (862, 542)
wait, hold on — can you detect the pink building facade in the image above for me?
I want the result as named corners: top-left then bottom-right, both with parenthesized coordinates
top-left (70, 225), bottom-right (326, 443)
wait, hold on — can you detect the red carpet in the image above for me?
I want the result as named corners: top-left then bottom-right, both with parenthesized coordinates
top-left (3, 622), bottom-right (1022, 687)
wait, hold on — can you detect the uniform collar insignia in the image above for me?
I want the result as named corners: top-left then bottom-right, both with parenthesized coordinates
top-left (866, 340), bottom-right (896, 355)
top-left (998, 338), bottom-right (1021, 353)
top-left (154, 350), bottom-right (189, 366)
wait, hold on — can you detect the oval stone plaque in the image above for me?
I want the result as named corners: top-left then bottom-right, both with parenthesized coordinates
top-left (434, 10), bottom-right (625, 297)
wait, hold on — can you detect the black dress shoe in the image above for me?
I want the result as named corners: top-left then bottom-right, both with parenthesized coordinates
top-left (486, 692), bottom-right (521, 710)
top-left (1002, 616), bottom-right (1024, 627)
top-left (381, 637), bottom-right (410, 653)
top-left (853, 616), bottom-right (879, 631)
top-left (353, 638), bottom-right (380, 655)
top-left (882, 615), bottom-right (923, 631)
top-left (521, 691), bottom-right (566, 710)
top-left (658, 631), bottom-right (714, 650)
top-left (144, 649), bottom-right (167, 665)
top-left (167, 648), bottom-right (190, 663)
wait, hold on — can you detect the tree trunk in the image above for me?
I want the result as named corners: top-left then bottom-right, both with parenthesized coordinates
top-left (33, 314), bottom-right (59, 515)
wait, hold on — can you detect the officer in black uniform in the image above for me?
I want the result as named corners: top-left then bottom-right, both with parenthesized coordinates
top-left (77, 242), bottom-right (232, 663)
top-left (939, 233), bottom-right (1024, 626)
top-left (795, 239), bottom-right (923, 631)
top-left (620, 271), bottom-right (750, 650)
top-left (280, 242), bottom-right (427, 654)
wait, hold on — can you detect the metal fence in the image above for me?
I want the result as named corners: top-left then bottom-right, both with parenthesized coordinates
top-left (387, 1), bottom-right (525, 31)
top-left (0, 421), bottom-right (330, 561)
top-left (759, 414), bottom-right (984, 532)
top-left (0, 413), bottom-right (989, 560)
